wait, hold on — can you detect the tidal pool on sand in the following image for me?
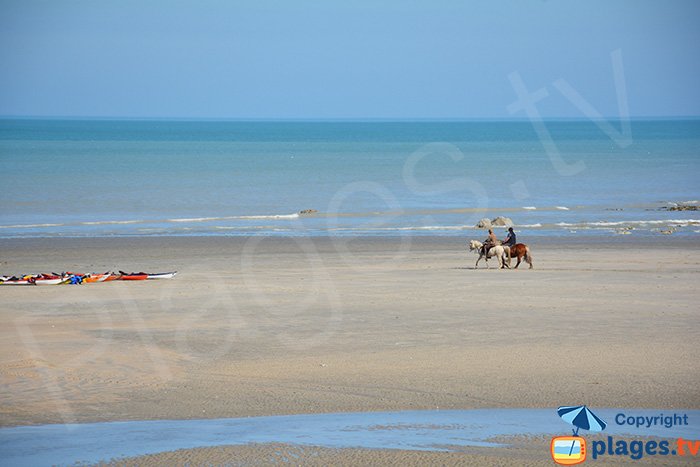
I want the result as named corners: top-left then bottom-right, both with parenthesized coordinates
top-left (1, 408), bottom-right (698, 466)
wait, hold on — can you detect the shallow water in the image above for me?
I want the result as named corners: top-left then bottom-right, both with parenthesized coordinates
top-left (1, 409), bottom-right (698, 466)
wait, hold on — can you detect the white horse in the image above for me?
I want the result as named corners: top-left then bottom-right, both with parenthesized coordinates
top-left (468, 240), bottom-right (510, 269)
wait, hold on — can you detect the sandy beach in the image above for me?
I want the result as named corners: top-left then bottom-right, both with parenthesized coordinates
top-left (3, 1), bottom-right (699, 465)
top-left (1, 235), bottom-right (699, 464)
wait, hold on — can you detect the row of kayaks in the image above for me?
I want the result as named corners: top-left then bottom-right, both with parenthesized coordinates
top-left (0, 271), bottom-right (177, 285)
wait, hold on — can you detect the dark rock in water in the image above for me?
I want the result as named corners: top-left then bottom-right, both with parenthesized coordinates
top-left (299, 209), bottom-right (318, 215)
top-left (668, 205), bottom-right (698, 211)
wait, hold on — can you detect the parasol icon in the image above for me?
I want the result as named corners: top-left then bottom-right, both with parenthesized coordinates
top-left (557, 405), bottom-right (607, 455)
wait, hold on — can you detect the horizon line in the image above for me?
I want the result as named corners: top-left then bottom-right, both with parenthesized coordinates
top-left (1, 115), bottom-right (699, 123)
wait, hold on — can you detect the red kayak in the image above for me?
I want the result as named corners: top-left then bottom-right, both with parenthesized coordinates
top-left (119, 271), bottom-right (148, 281)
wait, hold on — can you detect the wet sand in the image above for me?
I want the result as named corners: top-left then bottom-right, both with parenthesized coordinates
top-left (1, 235), bottom-right (699, 464)
top-left (100, 438), bottom-right (696, 466)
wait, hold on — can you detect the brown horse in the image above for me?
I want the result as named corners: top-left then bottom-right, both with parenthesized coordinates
top-left (504, 243), bottom-right (533, 269)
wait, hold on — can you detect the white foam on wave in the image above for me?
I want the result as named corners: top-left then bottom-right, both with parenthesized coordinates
top-left (522, 206), bottom-right (537, 210)
top-left (167, 217), bottom-right (224, 223)
top-left (556, 219), bottom-right (700, 228)
top-left (168, 213), bottom-right (300, 223)
top-left (238, 213), bottom-right (299, 220)
top-left (81, 220), bottom-right (140, 225)
top-left (555, 206), bottom-right (570, 210)
top-left (661, 219), bottom-right (700, 226)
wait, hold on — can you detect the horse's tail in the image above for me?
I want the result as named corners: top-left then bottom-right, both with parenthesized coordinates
top-left (525, 246), bottom-right (533, 268)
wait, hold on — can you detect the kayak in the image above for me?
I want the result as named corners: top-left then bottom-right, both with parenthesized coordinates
top-left (146, 271), bottom-right (177, 280)
top-left (35, 277), bottom-right (68, 285)
top-left (119, 271), bottom-right (148, 281)
top-left (121, 274), bottom-right (148, 281)
top-left (0, 279), bottom-right (32, 285)
top-left (83, 273), bottom-right (111, 283)
top-left (0, 274), bottom-right (38, 285)
top-left (1, 274), bottom-right (61, 285)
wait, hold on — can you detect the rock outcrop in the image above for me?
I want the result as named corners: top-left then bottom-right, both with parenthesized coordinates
top-left (491, 216), bottom-right (513, 227)
top-left (476, 218), bottom-right (492, 229)
top-left (475, 216), bottom-right (514, 228)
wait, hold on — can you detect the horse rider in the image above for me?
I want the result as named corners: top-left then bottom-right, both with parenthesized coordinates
top-left (482, 229), bottom-right (499, 256)
top-left (502, 227), bottom-right (516, 248)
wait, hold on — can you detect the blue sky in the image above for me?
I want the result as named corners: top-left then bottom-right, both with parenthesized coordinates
top-left (1, 0), bottom-right (698, 119)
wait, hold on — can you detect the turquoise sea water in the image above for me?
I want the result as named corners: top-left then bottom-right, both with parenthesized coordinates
top-left (0, 119), bottom-right (698, 238)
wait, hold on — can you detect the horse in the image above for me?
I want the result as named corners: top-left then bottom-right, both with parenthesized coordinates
top-left (503, 243), bottom-right (534, 269)
top-left (468, 240), bottom-right (509, 269)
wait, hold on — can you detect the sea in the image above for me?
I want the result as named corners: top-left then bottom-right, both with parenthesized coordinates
top-left (0, 118), bottom-right (698, 239)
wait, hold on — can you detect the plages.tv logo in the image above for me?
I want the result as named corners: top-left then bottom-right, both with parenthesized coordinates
top-left (551, 406), bottom-right (699, 463)
top-left (551, 405), bottom-right (607, 465)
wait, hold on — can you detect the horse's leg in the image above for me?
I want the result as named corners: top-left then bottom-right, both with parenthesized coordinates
top-left (475, 255), bottom-right (481, 269)
top-left (526, 250), bottom-right (533, 269)
top-left (514, 254), bottom-right (521, 269)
